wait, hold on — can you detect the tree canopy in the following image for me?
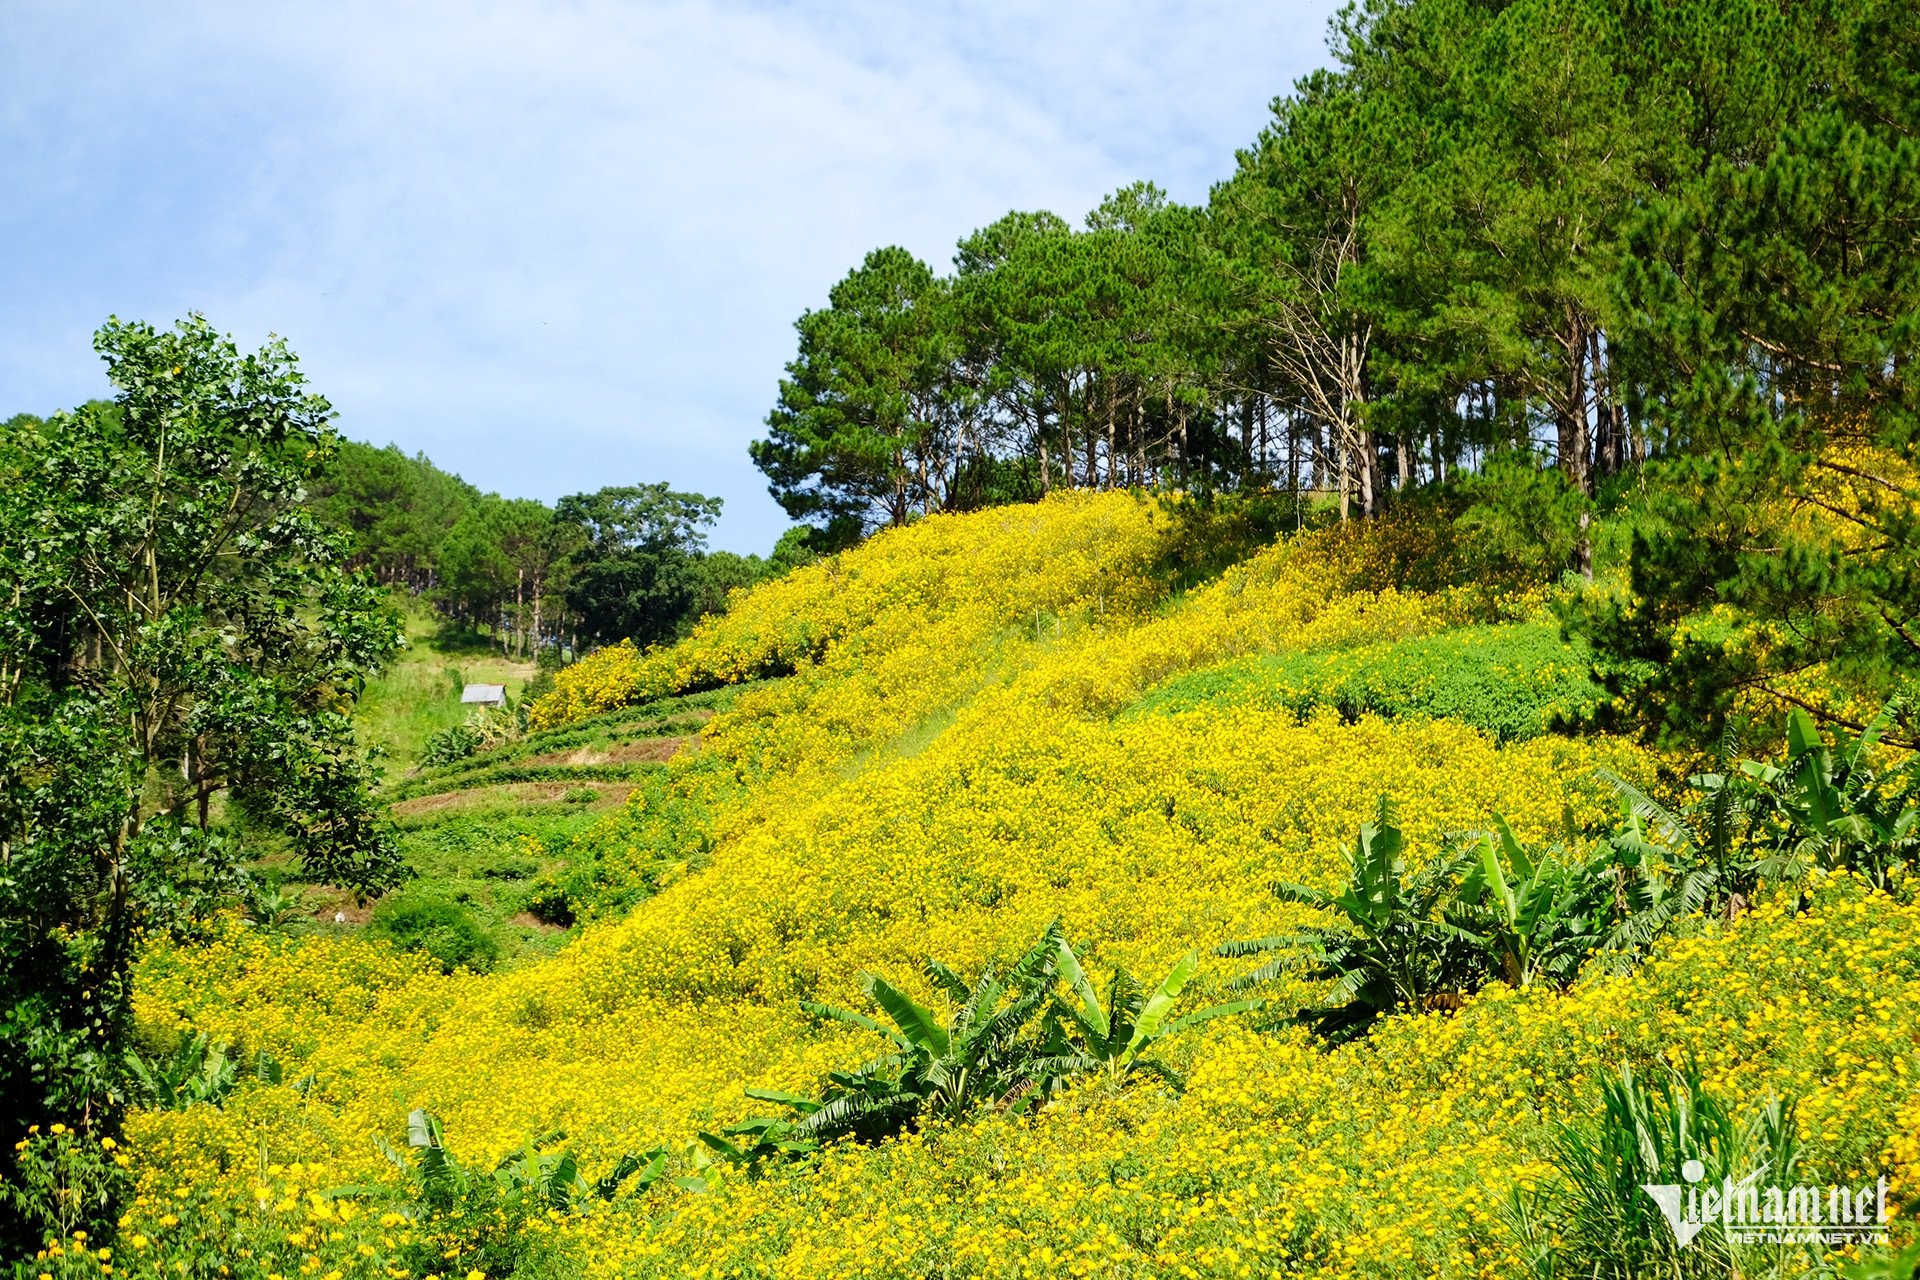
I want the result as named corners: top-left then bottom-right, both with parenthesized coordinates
top-left (753, 0), bottom-right (1920, 742)
top-left (0, 317), bottom-right (405, 1230)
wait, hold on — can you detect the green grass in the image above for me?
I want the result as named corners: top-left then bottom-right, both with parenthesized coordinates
top-left (313, 607), bottom-right (760, 966)
top-left (1130, 621), bottom-right (1610, 742)
top-left (357, 608), bottom-right (539, 775)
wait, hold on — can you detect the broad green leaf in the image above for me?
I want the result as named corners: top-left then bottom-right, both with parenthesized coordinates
top-left (1126, 950), bottom-right (1197, 1056)
top-left (865, 975), bottom-right (951, 1057)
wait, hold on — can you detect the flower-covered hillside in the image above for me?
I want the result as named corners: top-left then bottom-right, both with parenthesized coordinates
top-left (97, 492), bottom-right (1918, 1280)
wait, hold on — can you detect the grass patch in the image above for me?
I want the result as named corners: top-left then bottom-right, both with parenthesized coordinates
top-left (1130, 621), bottom-right (1609, 742)
top-left (359, 608), bottom-right (538, 774)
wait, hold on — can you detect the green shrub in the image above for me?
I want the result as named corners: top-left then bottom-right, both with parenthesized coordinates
top-left (419, 722), bottom-right (481, 767)
top-left (520, 875), bottom-right (576, 928)
top-left (1132, 622), bottom-right (1608, 742)
top-left (369, 894), bottom-right (499, 973)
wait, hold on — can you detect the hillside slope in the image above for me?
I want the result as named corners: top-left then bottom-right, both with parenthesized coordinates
top-left (119, 493), bottom-right (1918, 1280)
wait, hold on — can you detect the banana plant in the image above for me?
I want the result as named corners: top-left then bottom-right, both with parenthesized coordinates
top-left (1041, 938), bottom-right (1256, 1091)
top-left (363, 1110), bottom-right (667, 1214)
top-left (695, 1096), bottom-right (821, 1172)
top-left (798, 926), bottom-right (1062, 1140)
top-left (715, 927), bottom-right (1067, 1149)
top-left (1447, 817), bottom-right (1611, 990)
top-left (1594, 781), bottom-right (1727, 949)
top-left (1218, 797), bottom-right (1476, 1041)
top-left (1740, 706), bottom-right (1920, 888)
top-left (125, 1031), bottom-right (286, 1110)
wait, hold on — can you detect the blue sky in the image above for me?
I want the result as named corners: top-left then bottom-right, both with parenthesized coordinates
top-left (2, 1), bottom-right (1343, 554)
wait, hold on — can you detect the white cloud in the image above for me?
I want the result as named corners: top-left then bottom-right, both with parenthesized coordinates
top-left (0, 0), bottom-right (1340, 551)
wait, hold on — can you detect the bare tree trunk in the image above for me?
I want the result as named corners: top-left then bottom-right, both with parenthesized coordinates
top-left (1357, 428), bottom-right (1378, 518)
top-left (1555, 306), bottom-right (1594, 496)
top-left (1036, 398), bottom-right (1052, 495)
top-left (1552, 308), bottom-right (1595, 577)
top-left (1590, 328), bottom-right (1624, 477)
top-left (1288, 409), bottom-right (1301, 528)
top-left (1104, 389), bottom-right (1117, 490)
top-left (532, 571), bottom-right (544, 657)
top-left (1338, 429), bottom-right (1351, 523)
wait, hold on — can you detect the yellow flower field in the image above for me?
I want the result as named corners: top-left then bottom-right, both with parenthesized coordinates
top-left (88, 492), bottom-right (1917, 1279)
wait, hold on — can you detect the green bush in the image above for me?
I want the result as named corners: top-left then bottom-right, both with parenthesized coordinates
top-left (419, 722), bottom-right (481, 767)
top-left (369, 894), bottom-right (499, 973)
top-left (1132, 622), bottom-right (1608, 742)
top-left (520, 875), bottom-right (576, 928)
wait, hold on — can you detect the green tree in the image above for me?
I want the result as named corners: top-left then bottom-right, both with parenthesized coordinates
top-left (308, 440), bottom-right (477, 589)
top-left (685, 550), bottom-right (768, 633)
top-left (754, 247), bottom-right (958, 532)
top-left (0, 316), bottom-right (405, 1250)
top-left (1581, 0), bottom-right (1920, 742)
top-left (556, 484), bottom-right (722, 648)
top-left (437, 498), bottom-right (516, 631)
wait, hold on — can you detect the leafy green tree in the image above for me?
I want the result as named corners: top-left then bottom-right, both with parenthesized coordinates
top-left (1211, 70), bottom-right (1390, 518)
top-left (308, 440), bottom-right (477, 589)
top-left (0, 315), bottom-right (404, 1250)
top-left (1575, 0), bottom-right (1920, 739)
top-left (490, 497), bottom-right (573, 656)
top-left (556, 484), bottom-right (722, 648)
top-left (685, 551), bottom-right (768, 633)
top-left (437, 498), bottom-right (516, 629)
top-left (755, 247), bottom-right (960, 531)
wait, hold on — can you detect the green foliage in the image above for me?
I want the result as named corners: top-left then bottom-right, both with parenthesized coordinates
top-left (1133, 623), bottom-right (1609, 743)
top-left (368, 894), bottom-right (499, 974)
top-left (241, 880), bottom-right (308, 932)
top-left (754, 246), bottom-right (955, 532)
top-left (0, 316), bottom-right (402, 1250)
top-left (1220, 797), bottom-right (1685, 1040)
top-left (779, 926), bottom-right (1065, 1144)
top-left (1581, 0), bottom-right (1920, 741)
top-left (685, 551), bottom-right (771, 634)
top-left (308, 441), bottom-right (479, 590)
top-left (1512, 1063), bottom-right (1808, 1280)
top-left (1040, 941), bottom-right (1255, 1093)
top-left (719, 923), bottom-right (1252, 1155)
top-left (694, 1111), bottom-right (820, 1174)
top-left (4, 1126), bottom-right (127, 1248)
top-left (1453, 452), bottom-right (1595, 583)
top-left (557, 483), bottom-right (724, 648)
top-left (419, 721), bottom-right (483, 767)
top-left (1739, 707), bottom-right (1920, 889)
top-left (1448, 817), bottom-right (1618, 991)
top-left (1222, 709), bottom-right (1920, 1050)
top-left (550, 756), bottom-right (733, 920)
top-left (1601, 704), bottom-right (1920, 925)
top-left (1843, 1243), bottom-right (1920, 1280)
top-left (1220, 798), bottom-right (1476, 1041)
top-left (352, 1110), bottom-right (664, 1280)
top-left (123, 1030), bottom-right (286, 1111)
